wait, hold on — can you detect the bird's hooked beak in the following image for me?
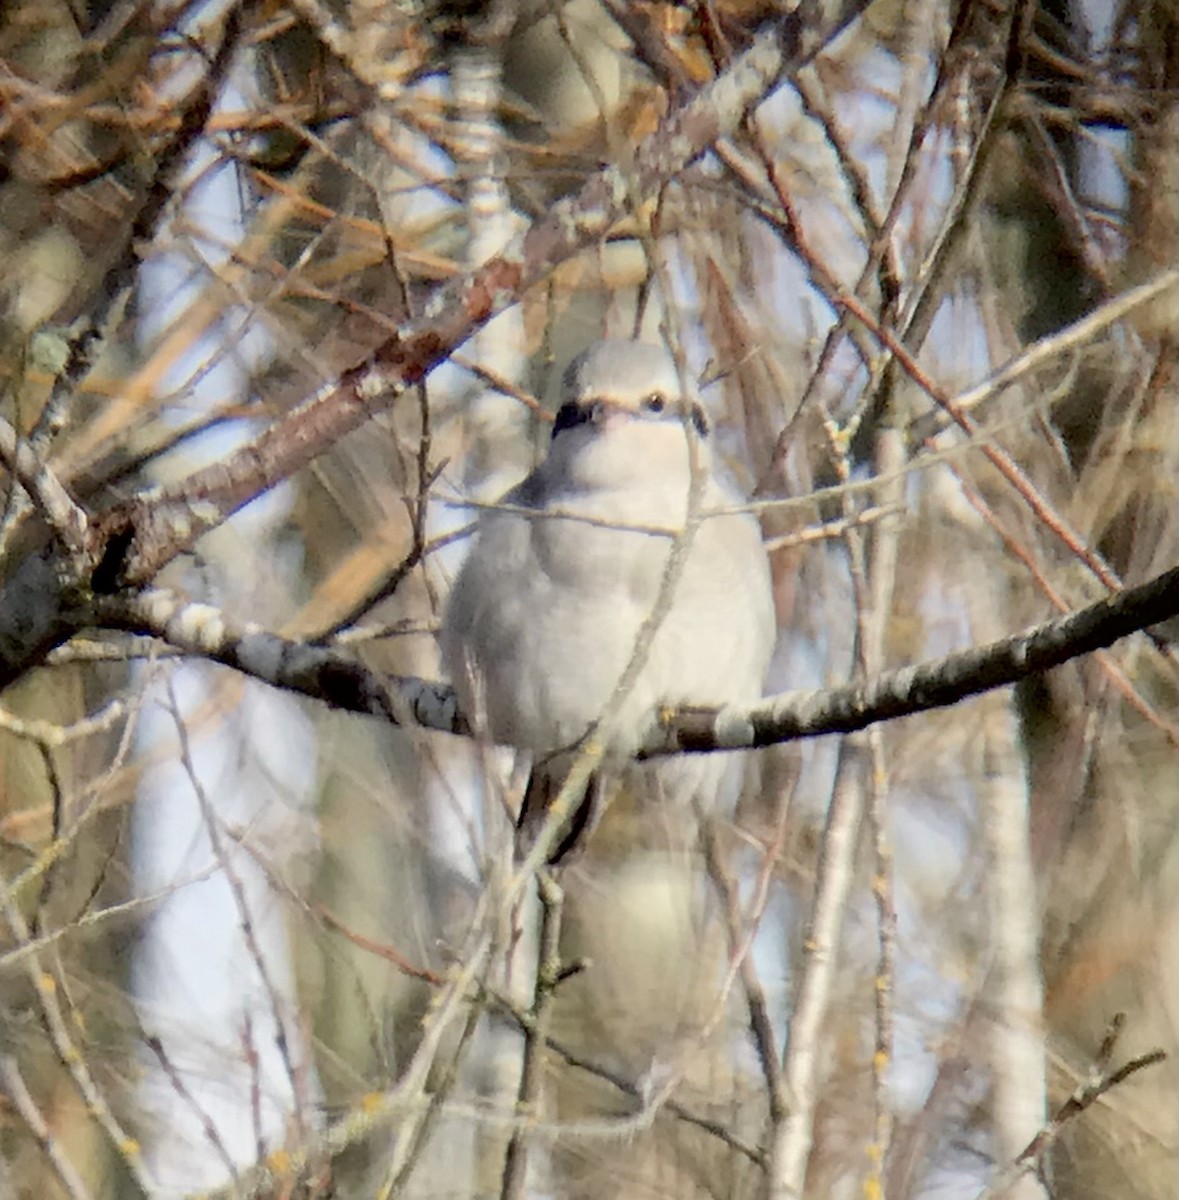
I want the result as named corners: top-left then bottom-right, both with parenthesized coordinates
top-left (586, 400), bottom-right (633, 429)
top-left (552, 397), bottom-right (634, 438)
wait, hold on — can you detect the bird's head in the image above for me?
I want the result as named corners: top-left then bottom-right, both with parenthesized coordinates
top-left (547, 340), bottom-right (711, 489)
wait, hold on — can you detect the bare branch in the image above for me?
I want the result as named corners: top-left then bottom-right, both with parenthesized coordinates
top-left (93, 566), bottom-right (1178, 752)
top-left (87, 3), bottom-right (872, 591)
top-left (655, 565), bottom-right (1178, 754)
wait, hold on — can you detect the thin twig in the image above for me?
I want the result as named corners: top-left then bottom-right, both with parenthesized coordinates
top-left (0, 888), bottom-right (157, 1192)
top-left (840, 291), bottom-right (1128, 596)
top-left (699, 819), bottom-right (784, 1119)
top-left (499, 870), bottom-right (564, 1200)
top-left (163, 681), bottom-right (308, 1140)
top-left (0, 1054), bottom-right (94, 1200)
top-left (974, 1017), bottom-right (1167, 1200)
top-left (912, 270), bottom-right (1178, 439)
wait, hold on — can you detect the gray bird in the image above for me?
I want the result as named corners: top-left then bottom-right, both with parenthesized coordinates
top-left (442, 339), bottom-right (775, 860)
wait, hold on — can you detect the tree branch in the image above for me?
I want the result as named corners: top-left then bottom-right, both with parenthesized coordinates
top-left (656, 566), bottom-right (1178, 753)
top-left (94, 566), bottom-right (1178, 749)
top-left (0, 3), bottom-right (872, 695)
top-left (86, 1), bottom-right (870, 590)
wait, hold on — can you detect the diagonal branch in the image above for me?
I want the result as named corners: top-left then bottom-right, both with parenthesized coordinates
top-left (656, 565), bottom-right (1178, 753)
top-left (0, 416), bottom-right (90, 559)
top-left (86, 2), bottom-right (871, 590)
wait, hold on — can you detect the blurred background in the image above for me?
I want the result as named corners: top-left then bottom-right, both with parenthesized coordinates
top-left (0, 1), bottom-right (1175, 1197)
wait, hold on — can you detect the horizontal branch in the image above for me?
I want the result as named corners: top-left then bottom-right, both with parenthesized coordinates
top-left (95, 566), bottom-right (1178, 751)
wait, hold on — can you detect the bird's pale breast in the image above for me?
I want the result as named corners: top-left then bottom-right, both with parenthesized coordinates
top-left (444, 474), bottom-right (773, 759)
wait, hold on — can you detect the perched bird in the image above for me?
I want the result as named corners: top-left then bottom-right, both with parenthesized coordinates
top-left (443, 339), bottom-right (775, 861)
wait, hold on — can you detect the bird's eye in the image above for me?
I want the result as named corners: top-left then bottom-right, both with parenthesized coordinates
top-left (642, 392), bottom-right (666, 414)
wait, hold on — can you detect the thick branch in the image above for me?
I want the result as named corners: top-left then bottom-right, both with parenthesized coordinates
top-left (96, 567), bottom-right (1178, 749)
top-left (94, 589), bottom-right (462, 733)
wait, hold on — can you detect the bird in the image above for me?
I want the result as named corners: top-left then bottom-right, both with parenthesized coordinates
top-left (442, 339), bottom-right (776, 862)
